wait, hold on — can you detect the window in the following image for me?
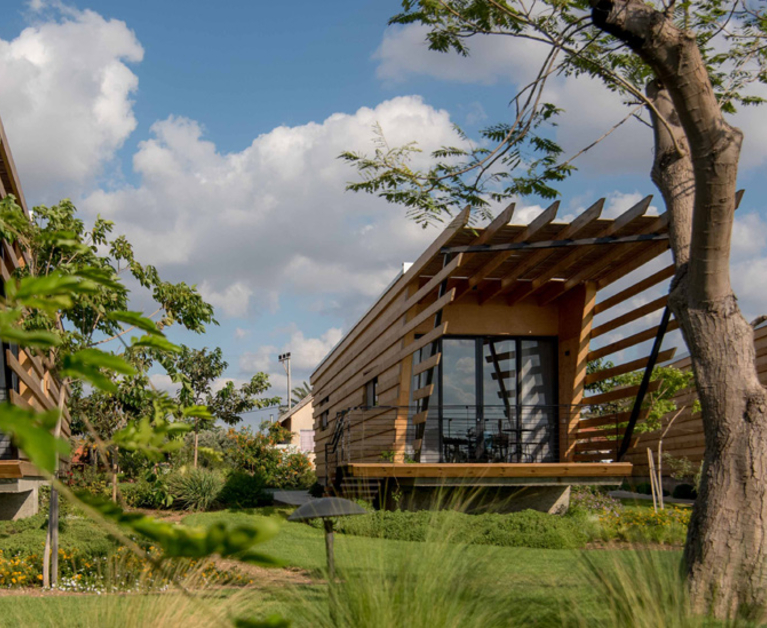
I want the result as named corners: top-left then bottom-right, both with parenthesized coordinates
top-left (300, 430), bottom-right (315, 453)
top-left (412, 335), bottom-right (558, 463)
top-left (365, 377), bottom-right (378, 407)
top-left (320, 410), bottom-right (329, 430)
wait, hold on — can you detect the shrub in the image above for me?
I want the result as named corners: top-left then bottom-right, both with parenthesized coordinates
top-left (569, 486), bottom-right (623, 518)
top-left (225, 426), bottom-right (315, 489)
top-left (322, 509), bottom-right (593, 550)
top-left (272, 452), bottom-right (316, 490)
top-left (598, 506), bottom-right (691, 545)
top-left (633, 482), bottom-right (653, 495)
top-left (218, 471), bottom-right (272, 509)
top-left (168, 469), bottom-right (225, 511)
top-left (120, 475), bottom-right (174, 510)
top-left (672, 484), bottom-right (697, 500)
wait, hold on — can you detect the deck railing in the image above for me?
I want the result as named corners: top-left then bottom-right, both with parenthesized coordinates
top-left (324, 403), bottom-right (625, 469)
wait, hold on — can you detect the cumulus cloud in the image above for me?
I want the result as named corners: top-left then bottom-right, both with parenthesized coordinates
top-left (239, 326), bottom-right (343, 392)
top-left (0, 3), bottom-right (143, 200)
top-left (374, 23), bottom-right (767, 177)
top-left (81, 96), bottom-right (463, 323)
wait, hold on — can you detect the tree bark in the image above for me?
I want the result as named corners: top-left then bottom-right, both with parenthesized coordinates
top-left (591, 0), bottom-right (767, 618)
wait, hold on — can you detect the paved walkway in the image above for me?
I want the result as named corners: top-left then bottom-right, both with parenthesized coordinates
top-left (269, 489), bottom-right (314, 506)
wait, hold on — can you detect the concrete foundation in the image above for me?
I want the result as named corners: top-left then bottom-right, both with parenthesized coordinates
top-left (384, 483), bottom-right (572, 514)
top-left (0, 478), bottom-right (45, 520)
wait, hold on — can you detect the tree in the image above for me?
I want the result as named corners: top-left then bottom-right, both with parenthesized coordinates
top-left (167, 346), bottom-right (281, 468)
top-left (279, 380), bottom-right (312, 413)
top-left (345, 0), bottom-right (767, 616)
top-left (0, 200), bottom-right (280, 612)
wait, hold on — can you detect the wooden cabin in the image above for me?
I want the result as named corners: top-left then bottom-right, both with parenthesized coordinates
top-left (0, 115), bottom-right (70, 519)
top-left (311, 196), bottom-right (679, 510)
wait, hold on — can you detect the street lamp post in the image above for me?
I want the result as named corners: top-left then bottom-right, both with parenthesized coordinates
top-left (279, 352), bottom-right (292, 412)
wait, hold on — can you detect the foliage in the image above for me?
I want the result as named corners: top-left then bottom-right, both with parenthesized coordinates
top-left (663, 454), bottom-right (700, 483)
top-left (340, 2), bottom-right (766, 226)
top-left (219, 471), bottom-right (272, 509)
top-left (316, 508), bottom-right (594, 550)
top-left (120, 471), bottom-right (175, 510)
top-left (598, 505), bottom-right (691, 545)
top-left (65, 467), bottom-right (112, 500)
top-left (0, 513), bottom-right (116, 559)
top-left (569, 486), bottom-right (624, 519)
top-left (168, 346), bottom-right (279, 431)
top-left (586, 363), bottom-right (700, 433)
top-left (279, 381), bottom-right (312, 413)
top-left (225, 425), bottom-right (315, 489)
top-left (167, 468), bottom-right (226, 512)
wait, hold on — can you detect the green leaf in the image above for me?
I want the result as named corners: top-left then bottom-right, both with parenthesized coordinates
top-left (112, 414), bottom-right (191, 460)
top-left (0, 405), bottom-right (69, 473)
top-left (131, 334), bottom-right (181, 353)
top-left (181, 405), bottom-right (214, 421)
top-left (61, 348), bottom-right (136, 393)
top-left (109, 311), bottom-right (162, 336)
top-left (0, 328), bottom-right (61, 349)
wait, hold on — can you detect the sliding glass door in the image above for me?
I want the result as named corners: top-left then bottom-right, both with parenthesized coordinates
top-left (414, 335), bottom-right (557, 463)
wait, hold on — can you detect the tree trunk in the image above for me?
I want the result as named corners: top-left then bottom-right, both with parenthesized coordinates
top-left (194, 429), bottom-right (199, 469)
top-left (591, 0), bottom-right (767, 617)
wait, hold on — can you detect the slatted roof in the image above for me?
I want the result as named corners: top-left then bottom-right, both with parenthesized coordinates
top-left (415, 196), bottom-right (669, 305)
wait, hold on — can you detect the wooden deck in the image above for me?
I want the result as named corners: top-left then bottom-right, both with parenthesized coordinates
top-left (344, 462), bottom-right (632, 480)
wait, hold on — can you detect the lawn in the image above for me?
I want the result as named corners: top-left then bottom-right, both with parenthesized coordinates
top-left (0, 506), bottom-right (686, 627)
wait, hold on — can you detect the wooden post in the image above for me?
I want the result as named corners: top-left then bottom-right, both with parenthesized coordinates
top-left (558, 282), bottom-right (597, 461)
top-left (323, 519), bottom-right (335, 580)
top-left (50, 488), bottom-right (59, 586)
top-left (647, 448), bottom-right (658, 512)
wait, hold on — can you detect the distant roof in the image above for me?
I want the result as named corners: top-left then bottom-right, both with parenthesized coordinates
top-left (278, 393), bottom-right (313, 423)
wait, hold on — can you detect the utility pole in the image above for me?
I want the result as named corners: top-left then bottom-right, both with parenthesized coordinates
top-left (279, 352), bottom-right (292, 411)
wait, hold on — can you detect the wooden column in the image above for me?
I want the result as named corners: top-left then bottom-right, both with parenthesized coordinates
top-left (557, 282), bottom-right (597, 461)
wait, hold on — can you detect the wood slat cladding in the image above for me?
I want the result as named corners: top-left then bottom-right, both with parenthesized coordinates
top-left (312, 193), bottom-right (681, 482)
top-left (0, 116), bottom-right (70, 474)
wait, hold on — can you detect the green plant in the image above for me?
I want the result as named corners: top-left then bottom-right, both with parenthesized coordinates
top-left (307, 482), bottom-right (325, 498)
top-left (320, 508), bottom-right (594, 550)
top-left (218, 471), bottom-right (272, 509)
top-left (168, 468), bottom-right (225, 512)
top-left (379, 451), bottom-right (395, 462)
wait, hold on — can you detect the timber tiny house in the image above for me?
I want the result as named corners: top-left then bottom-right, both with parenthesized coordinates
top-left (311, 196), bottom-right (680, 510)
top-left (0, 116), bottom-right (70, 519)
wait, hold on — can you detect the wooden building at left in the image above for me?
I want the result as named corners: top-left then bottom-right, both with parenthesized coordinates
top-left (0, 116), bottom-right (70, 519)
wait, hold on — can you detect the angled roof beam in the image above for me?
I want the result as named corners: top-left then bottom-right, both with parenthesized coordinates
top-left (472, 202), bottom-right (515, 246)
top-left (455, 201), bottom-right (559, 301)
top-left (505, 195), bottom-right (653, 307)
top-left (476, 199), bottom-right (604, 304)
top-left (537, 212), bottom-right (669, 306)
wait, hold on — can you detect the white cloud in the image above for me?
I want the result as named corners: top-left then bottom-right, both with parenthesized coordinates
top-left (199, 281), bottom-right (254, 318)
top-left (0, 4), bottom-right (143, 201)
top-left (373, 23), bottom-right (767, 176)
top-left (234, 327), bottom-right (251, 340)
top-left (81, 96), bottom-right (462, 323)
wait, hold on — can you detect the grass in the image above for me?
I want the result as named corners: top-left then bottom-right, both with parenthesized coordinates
top-left (0, 506), bottom-right (694, 627)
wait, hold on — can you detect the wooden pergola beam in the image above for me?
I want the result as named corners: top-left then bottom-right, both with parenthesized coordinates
top-left (478, 199), bottom-right (605, 303)
top-left (456, 201), bottom-right (559, 300)
top-left (505, 196), bottom-right (653, 306)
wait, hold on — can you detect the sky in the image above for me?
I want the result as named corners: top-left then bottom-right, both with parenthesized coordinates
top-left (0, 0), bottom-right (765, 428)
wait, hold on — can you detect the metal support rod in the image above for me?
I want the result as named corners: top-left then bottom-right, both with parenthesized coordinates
top-left (441, 232), bottom-right (669, 255)
top-left (617, 305), bottom-right (672, 461)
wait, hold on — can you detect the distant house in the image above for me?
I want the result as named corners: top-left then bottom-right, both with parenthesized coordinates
top-left (311, 197), bottom-right (684, 511)
top-left (0, 115), bottom-right (70, 519)
top-left (277, 394), bottom-right (316, 467)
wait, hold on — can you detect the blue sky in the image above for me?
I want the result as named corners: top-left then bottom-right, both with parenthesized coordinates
top-left (0, 0), bottom-right (765, 428)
